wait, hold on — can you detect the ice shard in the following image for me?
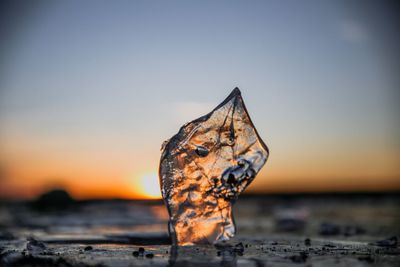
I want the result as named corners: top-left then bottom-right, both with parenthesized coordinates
top-left (159, 88), bottom-right (269, 245)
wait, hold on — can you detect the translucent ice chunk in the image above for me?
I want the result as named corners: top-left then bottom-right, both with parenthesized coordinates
top-left (159, 88), bottom-right (269, 245)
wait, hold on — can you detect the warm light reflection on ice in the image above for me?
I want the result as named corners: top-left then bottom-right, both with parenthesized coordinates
top-left (159, 88), bottom-right (269, 245)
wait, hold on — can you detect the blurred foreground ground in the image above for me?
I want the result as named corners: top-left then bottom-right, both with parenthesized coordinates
top-left (0, 193), bottom-right (399, 266)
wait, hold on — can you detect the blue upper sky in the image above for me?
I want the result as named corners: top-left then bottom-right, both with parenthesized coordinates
top-left (0, 0), bottom-right (399, 198)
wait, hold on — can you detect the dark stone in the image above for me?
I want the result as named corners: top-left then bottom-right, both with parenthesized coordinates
top-left (84, 246), bottom-right (93, 251)
top-left (26, 237), bottom-right (46, 253)
top-left (234, 242), bottom-right (244, 251)
top-left (132, 251), bottom-right (139, 257)
top-left (371, 236), bottom-right (397, 247)
top-left (304, 238), bottom-right (311, 246)
top-left (145, 253), bottom-right (154, 259)
top-left (288, 251), bottom-right (308, 263)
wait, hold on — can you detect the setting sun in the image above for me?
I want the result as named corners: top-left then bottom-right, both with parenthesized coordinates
top-left (132, 172), bottom-right (162, 199)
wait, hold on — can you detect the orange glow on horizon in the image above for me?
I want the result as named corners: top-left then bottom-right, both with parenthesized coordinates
top-left (0, 171), bottom-right (400, 200)
top-left (0, 138), bottom-right (399, 200)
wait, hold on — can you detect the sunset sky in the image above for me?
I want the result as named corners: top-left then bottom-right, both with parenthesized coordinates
top-left (1, 0), bottom-right (399, 200)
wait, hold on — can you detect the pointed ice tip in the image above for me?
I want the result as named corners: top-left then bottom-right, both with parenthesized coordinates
top-left (213, 87), bottom-right (242, 111)
top-left (224, 87), bottom-right (241, 101)
top-left (232, 87), bottom-right (241, 95)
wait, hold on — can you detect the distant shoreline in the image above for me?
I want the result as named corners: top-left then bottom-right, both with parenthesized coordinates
top-left (1, 190), bottom-right (399, 205)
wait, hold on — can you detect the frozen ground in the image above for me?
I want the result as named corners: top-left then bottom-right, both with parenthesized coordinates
top-left (0, 193), bottom-right (399, 266)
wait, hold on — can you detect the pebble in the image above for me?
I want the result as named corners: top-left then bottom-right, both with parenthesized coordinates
top-left (26, 237), bottom-right (46, 254)
top-left (288, 251), bottom-right (308, 263)
top-left (145, 253), bottom-right (154, 259)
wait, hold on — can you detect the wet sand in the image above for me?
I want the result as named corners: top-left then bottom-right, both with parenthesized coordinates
top-left (0, 193), bottom-right (399, 266)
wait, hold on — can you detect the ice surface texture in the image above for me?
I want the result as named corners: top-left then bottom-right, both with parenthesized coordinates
top-left (159, 88), bottom-right (269, 245)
